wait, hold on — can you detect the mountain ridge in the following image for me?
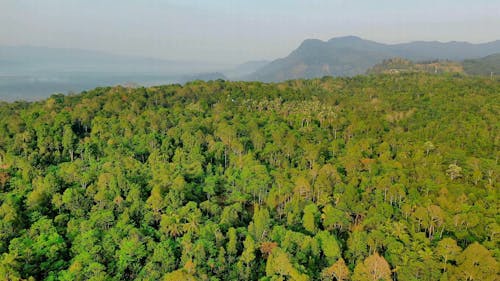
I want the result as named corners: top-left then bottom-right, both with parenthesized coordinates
top-left (246, 36), bottom-right (500, 82)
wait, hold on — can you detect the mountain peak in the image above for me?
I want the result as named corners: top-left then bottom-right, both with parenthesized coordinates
top-left (298, 38), bottom-right (325, 48)
top-left (328, 35), bottom-right (364, 43)
top-left (297, 36), bottom-right (371, 50)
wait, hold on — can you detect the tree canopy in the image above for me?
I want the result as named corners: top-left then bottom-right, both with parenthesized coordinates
top-left (0, 73), bottom-right (498, 280)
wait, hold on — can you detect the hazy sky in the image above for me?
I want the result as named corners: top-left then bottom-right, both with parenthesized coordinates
top-left (1, 0), bottom-right (499, 63)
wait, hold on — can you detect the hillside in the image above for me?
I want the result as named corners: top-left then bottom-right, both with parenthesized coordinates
top-left (367, 58), bottom-right (464, 75)
top-left (0, 74), bottom-right (498, 280)
top-left (247, 36), bottom-right (500, 82)
top-left (463, 53), bottom-right (500, 76)
top-left (368, 55), bottom-right (500, 77)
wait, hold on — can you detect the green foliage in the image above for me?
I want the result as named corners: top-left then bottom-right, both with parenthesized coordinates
top-left (0, 74), bottom-right (498, 280)
top-left (265, 247), bottom-right (309, 281)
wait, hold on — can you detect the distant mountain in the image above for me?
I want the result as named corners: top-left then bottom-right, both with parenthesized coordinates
top-left (246, 36), bottom-right (500, 82)
top-left (463, 53), bottom-right (500, 76)
top-left (246, 36), bottom-right (394, 81)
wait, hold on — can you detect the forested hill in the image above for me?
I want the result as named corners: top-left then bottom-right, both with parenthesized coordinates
top-left (367, 55), bottom-right (500, 77)
top-left (0, 74), bottom-right (499, 280)
top-left (366, 58), bottom-right (464, 75)
top-left (463, 53), bottom-right (500, 76)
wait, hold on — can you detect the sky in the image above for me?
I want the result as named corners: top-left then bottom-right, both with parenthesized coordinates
top-left (1, 0), bottom-right (500, 64)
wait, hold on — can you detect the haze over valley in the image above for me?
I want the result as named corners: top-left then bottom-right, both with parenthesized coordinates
top-left (1, 37), bottom-right (500, 101)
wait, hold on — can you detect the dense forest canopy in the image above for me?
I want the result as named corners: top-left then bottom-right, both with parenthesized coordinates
top-left (0, 73), bottom-right (498, 280)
